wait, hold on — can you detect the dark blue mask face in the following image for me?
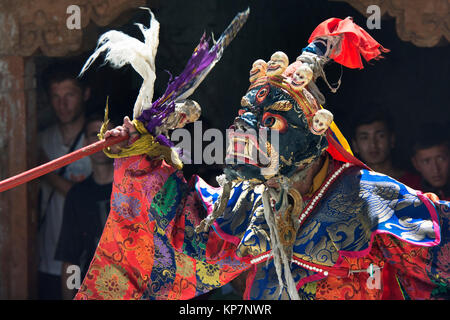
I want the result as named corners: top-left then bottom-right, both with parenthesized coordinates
top-left (224, 78), bottom-right (328, 182)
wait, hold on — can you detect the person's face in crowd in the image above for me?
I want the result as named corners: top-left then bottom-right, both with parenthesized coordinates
top-left (85, 120), bottom-right (114, 165)
top-left (352, 121), bottom-right (394, 167)
top-left (412, 144), bottom-right (449, 188)
top-left (49, 79), bottom-right (90, 125)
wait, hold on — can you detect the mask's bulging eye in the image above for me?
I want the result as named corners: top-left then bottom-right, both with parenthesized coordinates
top-left (256, 84), bottom-right (270, 104)
top-left (264, 116), bottom-right (275, 127)
top-left (257, 88), bottom-right (268, 97)
top-left (262, 112), bottom-right (287, 133)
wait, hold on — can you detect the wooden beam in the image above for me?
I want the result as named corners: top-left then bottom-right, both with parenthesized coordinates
top-left (0, 56), bottom-right (37, 299)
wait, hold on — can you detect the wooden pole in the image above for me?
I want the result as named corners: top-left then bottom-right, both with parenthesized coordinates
top-left (0, 135), bottom-right (128, 193)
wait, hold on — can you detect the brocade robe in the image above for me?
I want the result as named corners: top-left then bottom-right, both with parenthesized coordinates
top-left (75, 153), bottom-right (449, 300)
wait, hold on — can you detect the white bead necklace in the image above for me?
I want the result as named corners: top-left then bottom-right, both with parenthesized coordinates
top-left (298, 162), bottom-right (352, 226)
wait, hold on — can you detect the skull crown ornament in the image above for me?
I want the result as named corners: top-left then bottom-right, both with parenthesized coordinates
top-left (267, 51), bottom-right (289, 77)
top-left (310, 109), bottom-right (333, 135)
top-left (291, 65), bottom-right (313, 91)
top-left (249, 59), bottom-right (268, 83)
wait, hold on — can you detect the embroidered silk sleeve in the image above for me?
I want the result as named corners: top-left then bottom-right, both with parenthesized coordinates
top-left (74, 155), bottom-right (250, 300)
top-left (375, 200), bottom-right (450, 299)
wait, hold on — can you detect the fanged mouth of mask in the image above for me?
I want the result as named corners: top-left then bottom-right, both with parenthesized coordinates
top-left (225, 131), bottom-right (273, 168)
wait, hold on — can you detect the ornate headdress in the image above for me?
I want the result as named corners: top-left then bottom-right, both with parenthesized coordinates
top-left (247, 16), bottom-right (389, 162)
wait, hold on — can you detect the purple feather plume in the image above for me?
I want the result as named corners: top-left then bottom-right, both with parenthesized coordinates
top-left (137, 8), bottom-right (250, 141)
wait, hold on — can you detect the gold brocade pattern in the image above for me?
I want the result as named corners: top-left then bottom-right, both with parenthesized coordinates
top-left (235, 198), bottom-right (271, 257)
top-left (174, 251), bottom-right (195, 278)
top-left (292, 168), bottom-right (432, 267)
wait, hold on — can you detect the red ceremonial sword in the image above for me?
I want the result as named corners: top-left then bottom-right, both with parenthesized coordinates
top-left (0, 134), bottom-right (128, 193)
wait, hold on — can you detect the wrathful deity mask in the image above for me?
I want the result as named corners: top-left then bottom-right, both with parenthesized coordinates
top-left (225, 78), bottom-right (329, 182)
top-left (223, 50), bottom-right (340, 183)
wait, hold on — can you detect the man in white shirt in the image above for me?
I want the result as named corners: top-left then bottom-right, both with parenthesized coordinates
top-left (38, 63), bottom-right (92, 299)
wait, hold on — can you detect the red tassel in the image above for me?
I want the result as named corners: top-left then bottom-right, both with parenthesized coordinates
top-left (309, 17), bottom-right (389, 69)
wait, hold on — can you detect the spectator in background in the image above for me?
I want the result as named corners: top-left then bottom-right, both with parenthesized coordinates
top-left (38, 62), bottom-right (92, 299)
top-left (351, 108), bottom-right (421, 188)
top-left (411, 123), bottom-right (450, 201)
top-left (55, 113), bottom-right (115, 300)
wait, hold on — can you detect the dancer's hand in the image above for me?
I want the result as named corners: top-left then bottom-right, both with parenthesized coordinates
top-left (104, 116), bottom-right (139, 153)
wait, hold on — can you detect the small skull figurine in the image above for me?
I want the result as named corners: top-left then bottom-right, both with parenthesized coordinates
top-left (310, 109), bottom-right (333, 135)
top-left (267, 51), bottom-right (289, 77)
top-left (158, 99), bottom-right (201, 137)
top-left (249, 59), bottom-right (268, 83)
top-left (174, 100), bottom-right (201, 128)
top-left (291, 65), bottom-right (313, 91)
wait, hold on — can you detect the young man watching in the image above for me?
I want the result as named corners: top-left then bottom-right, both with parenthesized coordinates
top-left (411, 124), bottom-right (450, 201)
top-left (55, 114), bottom-right (114, 300)
top-left (351, 109), bottom-right (421, 188)
top-left (38, 63), bottom-right (92, 299)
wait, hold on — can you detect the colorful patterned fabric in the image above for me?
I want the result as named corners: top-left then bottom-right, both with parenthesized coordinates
top-left (75, 153), bottom-right (449, 300)
top-left (75, 156), bottom-right (251, 300)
